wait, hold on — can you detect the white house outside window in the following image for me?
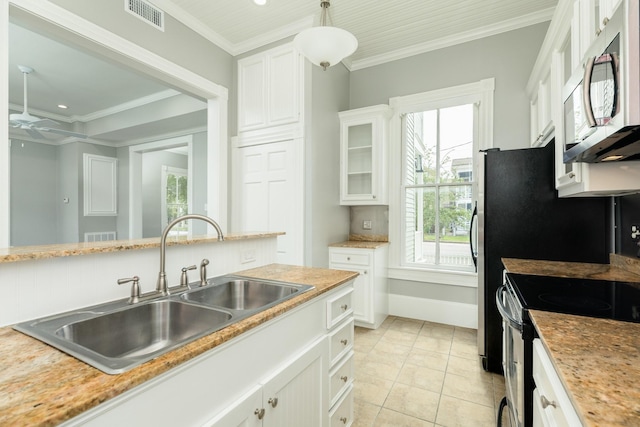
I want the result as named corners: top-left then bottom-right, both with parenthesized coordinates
top-left (388, 78), bottom-right (494, 285)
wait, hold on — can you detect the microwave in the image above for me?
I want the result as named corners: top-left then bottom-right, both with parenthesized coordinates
top-left (562, 2), bottom-right (640, 163)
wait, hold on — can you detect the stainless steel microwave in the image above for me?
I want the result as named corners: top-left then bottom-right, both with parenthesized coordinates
top-left (563, 2), bottom-right (640, 163)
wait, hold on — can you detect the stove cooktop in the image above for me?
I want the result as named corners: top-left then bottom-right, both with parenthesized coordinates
top-left (505, 273), bottom-right (640, 323)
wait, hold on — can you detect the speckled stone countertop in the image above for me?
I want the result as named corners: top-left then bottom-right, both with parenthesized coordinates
top-left (329, 240), bottom-right (390, 249)
top-left (529, 310), bottom-right (640, 427)
top-left (502, 254), bottom-right (640, 282)
top-left (0, 264), bottom-right (358, 426)
top-left (0, 232), bottom-right (283, 263)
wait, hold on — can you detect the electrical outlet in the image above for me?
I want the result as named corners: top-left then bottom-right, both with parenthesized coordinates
top-left (632, 225), bottom-right (640, 239)
top-left (363, 220), bottom-right (372, 230)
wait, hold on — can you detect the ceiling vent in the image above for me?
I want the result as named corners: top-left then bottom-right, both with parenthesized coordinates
top-left (125, 0), bottom-right (165, 31)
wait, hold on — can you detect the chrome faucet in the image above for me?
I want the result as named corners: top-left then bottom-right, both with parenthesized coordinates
top-left (156, 214), bottom-right (224, 295)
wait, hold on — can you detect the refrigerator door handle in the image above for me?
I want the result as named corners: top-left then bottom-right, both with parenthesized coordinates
top-left (469, 202), bottom-right (478, 270)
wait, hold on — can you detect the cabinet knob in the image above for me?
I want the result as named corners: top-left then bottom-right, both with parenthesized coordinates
top-left (602, 16), bottom-right (610, 26)
top-left (372, 195), bottom-right (376, 199)
top-left (254, 408), bottom-right (265, 419)
top-left (363, 270), bottom-right (368, 275)
top-left (268, 397), bottom-right (278, 408)
top-left (340, 339), bottom-right (348, 346)
top-left (340, 416), bottom-right (348, 424)
top-left (347, 257), bottom-right (351, 261)
top-left (540, 395), bottom-right (557, 409)
top-left (340, 375), bottom-right (348, 382)
top-left (569, 172), bottom-right (575, 179)
top-left (341, 304), bottom-right (348, 311)
top-left (596, 27), bottom-right (602, 36)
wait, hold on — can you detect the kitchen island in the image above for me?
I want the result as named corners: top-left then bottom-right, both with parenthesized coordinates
top-left (0, 264), bottom-right (358, 426)
top-left (504, 255), bottom-right (640, 426)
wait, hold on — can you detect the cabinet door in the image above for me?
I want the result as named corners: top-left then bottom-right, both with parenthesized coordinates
top-left (262, 340), bottom-right (325, 427)
top-left (238, 55), bottom-right (267, 131)
top-left (232, 140), bottom-right (303, 264)
top-left (330, 264), bottom-right (370, 324)
top-left (202, 385), bottom-right (263, 427)
top-left (268, 47), bottom-right (300, 126)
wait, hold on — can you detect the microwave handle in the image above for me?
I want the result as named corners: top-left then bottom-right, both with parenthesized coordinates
top-left (582, 55), bottom-right (597, 128)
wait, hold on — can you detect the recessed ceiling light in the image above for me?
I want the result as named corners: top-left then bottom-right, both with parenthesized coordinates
top-left (57, 104), bottom-right (68, 109)
top-left (253, 0), bottom-right (267, 5)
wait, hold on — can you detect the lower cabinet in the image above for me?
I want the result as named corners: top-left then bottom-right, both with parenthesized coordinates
top-left (329, 245), bottom-right (388, 329)
top-left (204, 338), bottom-right (324, 427)
top-left (62, 283), bottom-right (354, 427)
top-left (532, 339), bottom-right (582, 427)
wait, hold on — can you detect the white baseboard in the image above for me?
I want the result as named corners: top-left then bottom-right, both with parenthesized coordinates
top-left (389, 294), bottom-right (478, 329)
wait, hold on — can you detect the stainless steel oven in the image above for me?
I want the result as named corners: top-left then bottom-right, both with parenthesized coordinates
top-left (496, 275), bottom-right (525, 427)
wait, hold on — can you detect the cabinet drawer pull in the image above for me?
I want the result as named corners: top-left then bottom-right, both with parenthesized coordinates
top-left (340, 375), bottom-right (348, 382)
top-left (340, 339), bottom-right (348, 346)
top-left (347, 257), bottom-right (351, 261)
top-left (540, 395), bottom-right (557, 409)
top-left (254, 408), bottom-right (265, 419)
top-left (268, 397), bottom-right (278, 408)
top-left (341, 304), bottom-right (348, 311)
top-left (340, 416), bottom-right (348, 424)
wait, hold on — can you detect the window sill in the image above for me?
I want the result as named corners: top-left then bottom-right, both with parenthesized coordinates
top-left (388, 266), bottom-right (478, 287)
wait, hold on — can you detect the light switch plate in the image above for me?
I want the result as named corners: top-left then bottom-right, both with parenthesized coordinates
top-left (363, 220), bottom-right (372, 230)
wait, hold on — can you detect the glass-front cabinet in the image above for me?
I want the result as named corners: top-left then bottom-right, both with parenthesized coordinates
top-left (339, 105), bottom-right (391, 205)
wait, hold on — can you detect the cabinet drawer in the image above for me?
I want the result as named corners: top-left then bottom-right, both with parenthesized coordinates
top-left (532, 339), bottom-right (582, 427)
top-left (329, 383), bottom-right (353, 427)
top-left (329, 319), bottom-right (354, 366)
top-left (330, 251), bottom-right (370, 266)
top-left (326, 287), bottom-right (354, 329)
top-left (330, 352), bottom-right (354, 407)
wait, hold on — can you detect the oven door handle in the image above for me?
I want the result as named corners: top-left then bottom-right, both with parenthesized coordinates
top-left (495, 285), bottom-right (523, 333)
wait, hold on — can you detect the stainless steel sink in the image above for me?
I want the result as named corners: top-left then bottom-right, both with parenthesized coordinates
top-left (14, 275), bottom-right (314, 375)
top-left (182, 277), bottom-right (312, 311)
top-left (15, 300), bottom-right (233, 374)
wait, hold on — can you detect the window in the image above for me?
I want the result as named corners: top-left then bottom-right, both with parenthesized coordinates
top-left (404, 105), bottom-right (475, 270)
top-left (389, 78), bottom-right (494, 285)
top-left (161, 166), bottom-right (188, 236)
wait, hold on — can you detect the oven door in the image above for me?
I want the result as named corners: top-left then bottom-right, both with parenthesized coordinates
top-left (496, 284), bottom-right (525, 427)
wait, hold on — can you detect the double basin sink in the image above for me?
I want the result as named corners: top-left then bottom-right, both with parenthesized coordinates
top-left (14, 276), bottom-right (314, 374)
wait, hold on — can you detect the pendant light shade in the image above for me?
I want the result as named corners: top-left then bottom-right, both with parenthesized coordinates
top-left (294, 1), bottom-right (358, 70)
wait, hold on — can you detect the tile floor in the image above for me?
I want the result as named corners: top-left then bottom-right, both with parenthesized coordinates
top-left (353, 316), bottom-right (506, 427)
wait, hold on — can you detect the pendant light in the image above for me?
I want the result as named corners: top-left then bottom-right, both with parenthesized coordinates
top-left (293, 0), bottom-right (358, 70)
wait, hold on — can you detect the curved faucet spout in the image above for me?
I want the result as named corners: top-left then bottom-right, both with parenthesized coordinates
top-left (157, 214), bottom-right (224, 295)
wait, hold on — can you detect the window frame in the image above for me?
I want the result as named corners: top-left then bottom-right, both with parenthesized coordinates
top-left (388, 78), bottom-right (495, 287)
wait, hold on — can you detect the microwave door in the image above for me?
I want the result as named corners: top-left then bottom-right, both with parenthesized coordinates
top-left (586, 52), bottom-right (619, 127)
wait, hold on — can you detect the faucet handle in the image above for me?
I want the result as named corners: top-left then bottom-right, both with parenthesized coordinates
top-left (180, 265), bottom-right (197, 288)
top-left (200, 259), bottom-right (210, 287)
top-left (118, 276), bottom-right (141, 304)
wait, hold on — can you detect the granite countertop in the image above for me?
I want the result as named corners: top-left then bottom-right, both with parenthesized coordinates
top-left (529, 310), bottom-right (640, 427)
top-left (329, 240), bottom-right (389, 249)
top-left (0, 264), bottom-right (358, 426)
top-left (0, 232), bottom-right (284, 263)
top-left (502, 254), bottom-right (640, 282)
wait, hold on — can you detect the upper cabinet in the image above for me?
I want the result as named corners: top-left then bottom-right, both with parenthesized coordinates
top-left (339, 105), bottom-right (391, 205)
top-left (237, 44), bottom-right (304, 133)
top-left (528, 0), bottom-right (640, 197)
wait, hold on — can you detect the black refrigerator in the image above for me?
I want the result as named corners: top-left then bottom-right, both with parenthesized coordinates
top-left (476, 141), bottom-right (612, 374)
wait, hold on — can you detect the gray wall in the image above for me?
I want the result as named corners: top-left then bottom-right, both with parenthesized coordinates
top-left (348, 23), bottom-right (549, 307)
top-left (10, 140), bottom-right (58, 246)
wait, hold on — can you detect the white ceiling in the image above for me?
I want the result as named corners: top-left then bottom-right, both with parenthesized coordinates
top-left (7, 0), bottom-right (558, 144)
top-left (155, 0), bottom-right (558, 70)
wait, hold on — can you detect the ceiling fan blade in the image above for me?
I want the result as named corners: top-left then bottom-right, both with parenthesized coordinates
top-left (36, 127), bottom-right (88, 139)
top-left (25, 128), bottom-right (45, 139)
top-left (30, 118), bottom-right (60, 127)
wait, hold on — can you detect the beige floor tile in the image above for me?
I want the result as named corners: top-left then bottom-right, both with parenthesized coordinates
top-left (354, 375), bottom-right (394, 406)
top-left (450, 338), bottom-right (479, 360)
top-left (373, 408), bottom-right (435, 427)
top-left (419, 322), bottom-right (455, 340)
top-left (405, 347), bottom-right (449, 372)
top-left (453, 326), bottom-right (477, 343)
top-left (373, 339), bottom-right (413, 359)
top-left (353, 399), bottom-right (381, 427)
top-left (446, 355), bottom-right (493, 383)
top-left (355, 335), bottom-right (382, 353)
top-left (396, 363), bottom-right (445, 393)
top-left (381, 328), bottom-right (419, 346)
top-left (441, 372), bottom-right (495, 407)
top-left (436, 395), bottom-right (496, 427)
top-left (357, 353), bottom-right (404, 382)
top-left (383, 383), bottom-right (440, 422)
top-left (388, 317), bottom-right (424, 335)
top-left (378, 316), bottom-right (397, 329)
top-left (356, 326), bottom-right (387, 339)
top-left (413, 334), bottom-right (452, 355)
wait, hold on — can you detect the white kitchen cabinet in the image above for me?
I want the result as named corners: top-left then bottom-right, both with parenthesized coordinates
top-left (237, 43), bottom-right (303, 133)
top-left (61, 282), bottom-right (354, 427)
top-left (339, 105), bottom-right (392, 205)
top-left (532, 339), bottom-right (583, 427)
top-left (530, 68), bottom-right (554, 147)
top-left (329, 244), bottom-right (388, 329)
top-left (205, 338), bottom-right (324, 427)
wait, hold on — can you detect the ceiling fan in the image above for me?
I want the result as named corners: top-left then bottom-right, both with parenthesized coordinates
top-left (9, 65), bottom-right (88, 139)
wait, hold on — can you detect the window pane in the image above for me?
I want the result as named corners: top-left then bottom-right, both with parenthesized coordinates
top-left (439, 105), bottom-right (473, 184)
top-left (438, 185), bottom-right (474, 268)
